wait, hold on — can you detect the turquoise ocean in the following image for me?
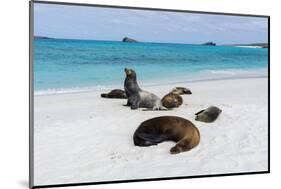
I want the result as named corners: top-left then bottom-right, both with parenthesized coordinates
top-left (34, 39), bottom-right (268, 95)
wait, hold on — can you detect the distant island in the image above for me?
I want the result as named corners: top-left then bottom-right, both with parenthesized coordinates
top-left (122, 37), bottom-right (138, 43)
top-left (227, 43), bottom-right (268, 48)
top-left (240, 43), bottom-right (268, 48)
top-left (34, 36), bottom-right (53, 39)
top-left (202, 42), bottom-right (216, 46)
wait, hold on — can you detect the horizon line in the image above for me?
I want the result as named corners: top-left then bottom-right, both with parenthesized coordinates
top-left (34, 36), bottom-right (268, 46)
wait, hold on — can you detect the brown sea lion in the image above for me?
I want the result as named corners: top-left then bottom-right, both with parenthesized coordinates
top-left (101, 89), bottom-right (127, 99)
top-left (124, 68), bottom-right (165, 110)
top-left (195, 106), bottom-right (222, 123)
top-left (161, 93), bottom-right (183, 109)
top-left (133, 116), bottom-right (200, 154)
top-left (170, 87), bottom-right (192, 95)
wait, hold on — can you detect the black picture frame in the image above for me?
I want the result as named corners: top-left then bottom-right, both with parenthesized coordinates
top-left (29, 1), bottom-right (270, 188)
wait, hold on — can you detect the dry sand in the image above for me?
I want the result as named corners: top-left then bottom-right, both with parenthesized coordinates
top-left (33, 77), bottom-right (268, 185)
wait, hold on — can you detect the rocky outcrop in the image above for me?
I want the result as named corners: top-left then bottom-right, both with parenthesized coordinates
top-left (202, 42), bottom-right (216, 46)
top-left (122, 37), bottom-right (138, 43)
top-left (34, 36), bottom-right (52, 39)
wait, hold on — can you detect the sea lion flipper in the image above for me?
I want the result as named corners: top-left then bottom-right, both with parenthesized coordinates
top-left (131, 101), bottom-right (139, 109)
top-left (130, 95), bottom-right (141, 109)
top-left (195, 109), bottom-right (205, 115)
top-left (170, 136), bottom-right (199, 154)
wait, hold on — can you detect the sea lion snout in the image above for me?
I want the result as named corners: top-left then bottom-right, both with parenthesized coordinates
top-left (124, 68), bottom-right (129, 74)
top-left (124, 68), bottom-right (133, 76)
top-left (183, 88), bottom-right (192, 94)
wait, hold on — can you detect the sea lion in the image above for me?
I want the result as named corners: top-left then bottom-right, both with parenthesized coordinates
top-left (161, 93), bottom-right (183, 109)
top-left (195, 106), bottom-right (222, 123)
top-left (170, 87), bottom-right (192, 95)
top-left (124, 68), bottom-right (164, 110)
top-left (133, 116), bottom-right (200, 154)
top-left (101, 89), bottom-right (127, 99)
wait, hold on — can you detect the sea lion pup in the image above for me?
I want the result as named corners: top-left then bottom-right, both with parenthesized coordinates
top-left (161, 93), bottom-right (183, 109)
top-left (170, 87), bottom-right (192, 95)
top-left (101, 89), bottom-right (127, 99)
top-left (133, 116), bottom-right (200, 154)
top-left (124, 68), bottom-right (165, 110)
top-left (195, 106), bottom-right (222, 123)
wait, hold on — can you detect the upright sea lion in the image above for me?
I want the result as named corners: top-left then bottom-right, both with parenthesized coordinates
top-left (133, 116), bottom-right (200, 154)
top-left (101, 89), bottom-right (127, 99)
top-left (195, 106), bottom-right (222, 123)
top-left (124, 68), bottom-right (164, 110)
top-left (161, 93), bottom-right (183, 109)
top-left (170, 87), bottom-right (192, 95)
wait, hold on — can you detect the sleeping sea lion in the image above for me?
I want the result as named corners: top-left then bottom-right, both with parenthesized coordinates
top-left (101, 89), bottom-right (127, 99)
top-left (195, 106), bottom-right (222, 122)
top-left (124, 68), bottom-right (165, 110)
top-left (133, 116), bottom-right (200, 154)
top-left (170, 87), bottom-right (192, 95)
top-left (161, 93), bottom-right (183, 109)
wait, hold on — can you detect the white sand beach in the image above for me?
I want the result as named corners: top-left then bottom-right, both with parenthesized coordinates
top-left (33, 77), bottom-right (268, 186)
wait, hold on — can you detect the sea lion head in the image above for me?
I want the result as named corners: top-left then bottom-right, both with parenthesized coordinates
top-left (124, 68), bottom-right (136, 78)
top-left (195, 106), bottom-right (222, 122)
top-left (195, 112), bottom-right (210, 122)
top-left (181, 88), bottom-right (192, 95)
top-left (171, 87), bottom-right (192, 95)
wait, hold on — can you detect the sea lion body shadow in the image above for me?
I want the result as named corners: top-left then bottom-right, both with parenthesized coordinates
top-left (134, 116), bottom-right (200, 154)
top-left (195, 106), bottom-right (222, 122)
top-left (124, 68), bottom-right (165, 110)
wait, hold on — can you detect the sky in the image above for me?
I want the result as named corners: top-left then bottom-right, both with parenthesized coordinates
top-left (34, 3), bottom-right (268, 45)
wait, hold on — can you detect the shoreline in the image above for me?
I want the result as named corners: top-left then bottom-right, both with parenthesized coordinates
top-left (34, 68), bottom-right (268, 96)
